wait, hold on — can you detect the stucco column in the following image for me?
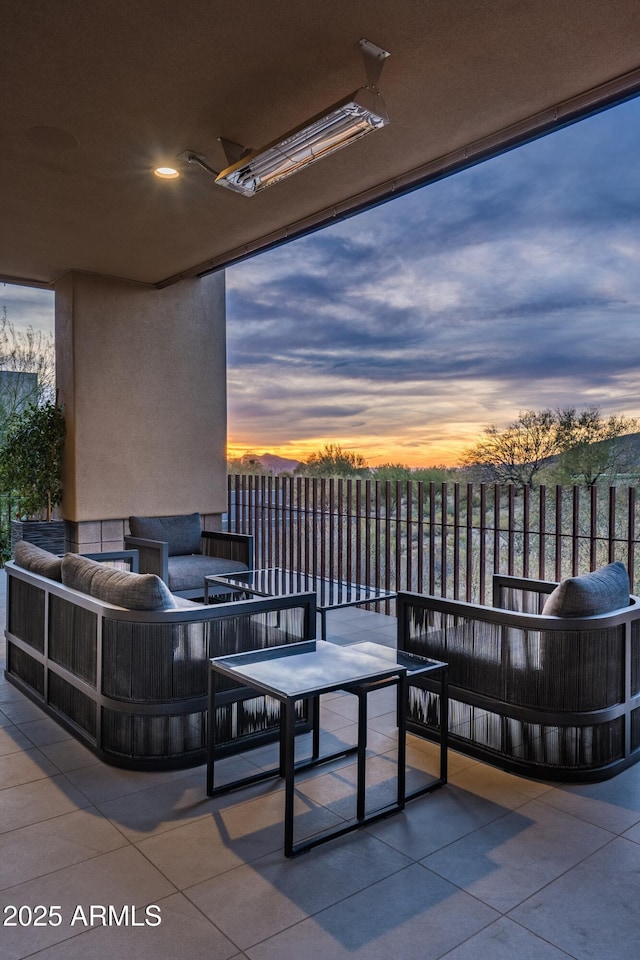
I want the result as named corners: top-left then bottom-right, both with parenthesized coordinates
top-left (54, 271), bottom-right (227, 551)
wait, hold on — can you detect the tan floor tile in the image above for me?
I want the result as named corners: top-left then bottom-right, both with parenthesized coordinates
top-left (0, 808), bottom-right (128, 889)
top-left (244, 862), bottom-right (498, 960)
top-left (16, 892), bottom-right (238, 960)
top-left (0, 775), bottom-right (91, 834)
top-left (0, 846), bottom-right (176, 960)
top-left (185, 833), bottom-right (412, 949)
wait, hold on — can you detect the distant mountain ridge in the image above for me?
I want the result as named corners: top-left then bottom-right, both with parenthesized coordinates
top-left (240, 452), bottom-right (301, 474)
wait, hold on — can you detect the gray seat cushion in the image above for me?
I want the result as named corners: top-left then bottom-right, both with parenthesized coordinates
top-left (61, 553), bottom-right (177, 610)
top-left (542, 561), bottom-right (630, 617)
top-left (13, 540), bottom-right (63, 581)
top-left (167, 554), bottom-right (248, 592)
top-left (128, 513), bottom-right (202, 556)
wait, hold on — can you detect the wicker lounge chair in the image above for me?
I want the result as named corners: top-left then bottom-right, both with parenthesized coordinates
top-left (125, 512), bottom-right (254, 599)
top-left (397, 563), bottom-right (640, 782)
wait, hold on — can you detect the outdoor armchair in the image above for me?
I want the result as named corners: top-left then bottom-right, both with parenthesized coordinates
top-left (125, 512), bottom-right (254, 599)
top-left (397, 563), bottom-right (640, 782)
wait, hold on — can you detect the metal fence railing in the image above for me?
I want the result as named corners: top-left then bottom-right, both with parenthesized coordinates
top-left (227, 475), bottom-right (640, 604)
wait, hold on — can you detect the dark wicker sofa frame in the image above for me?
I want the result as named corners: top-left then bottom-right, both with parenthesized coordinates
top-left (397, 574), bottom-right (640, 782)
top-left (4, 558), bottom-right (316, 770)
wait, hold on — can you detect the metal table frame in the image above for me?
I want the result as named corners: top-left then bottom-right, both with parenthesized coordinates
top-left (350, 642), bottom-right (448, 804)
top-left (206, 640), bottom-right (448, 857)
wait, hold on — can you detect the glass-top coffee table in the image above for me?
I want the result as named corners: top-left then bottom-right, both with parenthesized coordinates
top-left (205, 567), bottom-right (396, 640)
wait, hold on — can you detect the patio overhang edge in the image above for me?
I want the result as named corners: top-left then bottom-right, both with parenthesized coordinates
top-left (151, 63), bottom-right (640, 288)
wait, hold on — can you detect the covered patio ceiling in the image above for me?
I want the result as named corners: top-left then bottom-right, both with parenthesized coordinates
top-left (3, 0), bottom-right (640, 290)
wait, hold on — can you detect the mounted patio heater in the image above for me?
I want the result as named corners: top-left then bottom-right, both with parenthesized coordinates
top-left (183, 39), bottom-right (390, 196)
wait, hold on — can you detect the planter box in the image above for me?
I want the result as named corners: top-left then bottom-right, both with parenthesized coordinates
top-left (11, 519), bottom-right (66, 556)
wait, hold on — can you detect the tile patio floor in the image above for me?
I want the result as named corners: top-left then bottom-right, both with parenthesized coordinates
top-left (1, 567), bottom-right (638, 959)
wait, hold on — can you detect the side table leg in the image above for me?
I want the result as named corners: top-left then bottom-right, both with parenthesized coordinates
top-left (397, 675), bottom-right (406, 809)
top-left (440, 669), bottom-right (448, 784)
top-left (356, 689), bottom-right (368, 821)
top-left (311, 695), bottom-right (320, 760)
top-left (283, 699), bottom-right (296, 858)
top-left (206, 670), bottom-right (216, 796)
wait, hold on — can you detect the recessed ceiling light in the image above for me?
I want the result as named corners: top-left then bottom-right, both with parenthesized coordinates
top-left (154, 166), bottom-right (180, 179)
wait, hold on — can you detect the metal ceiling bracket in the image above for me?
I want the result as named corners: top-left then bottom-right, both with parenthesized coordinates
top-left (359, 38), bottom-right (390, 89)
top-left (218, 138), bottom-right (252, 166)
top-left (178, 150), bottom-right (220, 177)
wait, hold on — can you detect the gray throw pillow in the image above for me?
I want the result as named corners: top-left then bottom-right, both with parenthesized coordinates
top-left (13, 540), bottom-right (63, 581)
top-left (541, 562), bottom-right (630, 617)
top-left (128, 513), bottom-right (202, 556)
top-left (61, 553), bottom-right (177, 610)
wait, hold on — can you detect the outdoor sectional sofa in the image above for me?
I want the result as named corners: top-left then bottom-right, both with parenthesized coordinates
top-left (397, 562), bottom-right (640, 782)
top-left (4, 541), bottom-right (316, 769)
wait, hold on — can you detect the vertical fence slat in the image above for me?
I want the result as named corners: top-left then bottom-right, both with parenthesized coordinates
top-left (572, 485), bottom-right (580, 576)
top-left (375, 481), bottom-right (381, 593)
top-left (465, 483), bottom-right (473, 602)
top-left (507, 485), bottom-right (515, 576)
top-left (609, 486), bottom-right (617, 564)
top-left (428, 482), bottom-right (436, 596)
top-left (395, 480), bottom-right (403, 595)
top-left (406, 481), bottom-right (413, 593)
top-left (417, 481), bottom-right (424, 593)
top-left (628, 486), bottom-right (636, 587)
top-left (440, 482), bottom-right (448, 597)
top-left (590, 485), bottom-right (598, 570)
top-left (522, 484), bottom-right (530, 580)
top-left (493, 484), bottom-right (501, 577)
top-left (539, 485), bottom-right (546, 581)
top-left (555, 485), bottom-right (563, 581)
top-left (346, 479), bottom-right (353, 582)
top-left (453, 483), bottom-right (460, 599)
top-left (336, 479), bottom-right (343, 582)
top-left (479, 483), bottom-right (487, 604)
top-left (384, 482), bottom-right (392, 595)
top-left (365, 479), bottom-right (372, 588)
top-left (274, 476), bottom-right (281, 567)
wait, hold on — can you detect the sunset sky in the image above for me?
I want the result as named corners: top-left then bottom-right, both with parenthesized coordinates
top-left (4, 94), bottom-right (640, 467)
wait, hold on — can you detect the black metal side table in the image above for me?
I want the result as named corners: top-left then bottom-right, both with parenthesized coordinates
top-left (207, 640), bottom-right (448, 857)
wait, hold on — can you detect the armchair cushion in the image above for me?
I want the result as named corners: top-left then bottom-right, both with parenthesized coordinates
top-left (13, 540), bottom-right (63, 582)
top-left (167, 554), bottom-right (249, 593)
top-left (541, 561), bottom-right (630, 617)
top-left (128, 513), bottom-right (202, 556)
top-left (61, 553), bottom-right (177, 610)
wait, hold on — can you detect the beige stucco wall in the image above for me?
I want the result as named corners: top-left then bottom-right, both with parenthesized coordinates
top-left (55, 271), bottom-right (227, 524)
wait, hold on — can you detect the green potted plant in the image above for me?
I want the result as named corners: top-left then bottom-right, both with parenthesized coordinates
top-left (0, 399), bottom-right (66, 555)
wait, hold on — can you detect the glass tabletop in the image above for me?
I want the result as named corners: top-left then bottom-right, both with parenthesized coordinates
top-left (208, 567), bottom-right (395, 609)
top-left (210, 639), bottom-right (406, 700)
top-left (350, 641), bottom-right (447, 676)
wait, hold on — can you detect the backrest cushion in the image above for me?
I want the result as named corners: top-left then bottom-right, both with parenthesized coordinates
top-left (13, 540), bottom-right (63, 582)
top-left (128, 513), bottom-right (202, 556)
top-left (541, 562), bottom-right (630, 617)
top-left (61, 553), bottom-right (177, 610)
